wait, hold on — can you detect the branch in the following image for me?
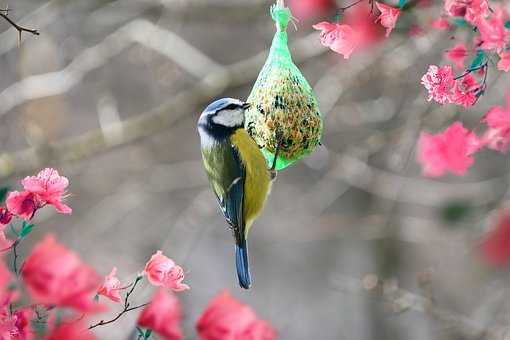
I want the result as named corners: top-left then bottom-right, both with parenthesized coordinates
top-left (0, 13), bottom-right (39, 36)
top-left (0, 7), bottom-right (39, 45)
top-left (332, 275), bottom-right (504, 339)
top-left (89, 275), bottom-right (147, 330)
top-left (0, 19), bottom-right (326, 179)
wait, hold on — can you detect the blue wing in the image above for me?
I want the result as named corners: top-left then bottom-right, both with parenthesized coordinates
top-left (219, 146), bottom-right (245, 238)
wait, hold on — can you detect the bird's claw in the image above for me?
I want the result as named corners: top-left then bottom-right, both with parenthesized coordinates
top-left (269, 169), bottom-right (277, 181)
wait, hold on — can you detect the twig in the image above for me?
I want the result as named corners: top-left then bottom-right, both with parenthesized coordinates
top-left (12, 239), bottom-right (19, 276)
top-left (0, 1), bottom-right (65, 56)
top-left (88, 303), bottom-right (149, 329)
top-left (332, 275), bottom-right (501, 339)
top-left (88, 275), bottom-right (146, 330)
top-left (454, 61), bottom-right (488, 80)
top-left (0, 13), bottom-right (39, 36)
top-left (0, 8), bottom-right (39, 47)
top-left (338, 0), bottom-right (365, 11)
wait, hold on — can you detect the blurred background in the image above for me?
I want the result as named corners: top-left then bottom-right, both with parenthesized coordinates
top-left (2, 0), bottom-right (510, 339)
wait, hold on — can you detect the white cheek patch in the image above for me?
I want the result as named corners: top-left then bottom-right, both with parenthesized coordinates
top-left (212, 109), bottom-right (244, 127)
top-left (199, 130), bottom-right (217, 148)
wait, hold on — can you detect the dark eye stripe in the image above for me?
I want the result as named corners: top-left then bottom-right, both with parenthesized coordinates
top-left (221, 103), bottom-right (240, 111)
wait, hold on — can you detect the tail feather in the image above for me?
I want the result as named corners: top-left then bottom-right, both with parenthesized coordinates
top-left (235, 240), bottom-right (251, 289)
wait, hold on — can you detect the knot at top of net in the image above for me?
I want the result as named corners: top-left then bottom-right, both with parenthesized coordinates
top-left (271, 1), bottom-right (291, 32)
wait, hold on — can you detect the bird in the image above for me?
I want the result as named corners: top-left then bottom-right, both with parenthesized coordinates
top-left (197, 98), bottom-right (274, 289)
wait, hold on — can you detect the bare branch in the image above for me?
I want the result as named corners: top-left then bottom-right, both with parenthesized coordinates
top-left (0, 20), bottom-right (326, 179)
top-left (0, 6), bottom-right (39, 45)
top-left (89, 276), bottom-right (147, 330)
top-left (332, 275), bottom-right (505, 339)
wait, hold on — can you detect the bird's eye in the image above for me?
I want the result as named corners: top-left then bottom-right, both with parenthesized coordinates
top-left (222, 103), bottom-right (241, 111)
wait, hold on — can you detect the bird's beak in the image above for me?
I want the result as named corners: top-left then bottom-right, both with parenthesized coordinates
top-left (242, 102), bottom-right (251, 110)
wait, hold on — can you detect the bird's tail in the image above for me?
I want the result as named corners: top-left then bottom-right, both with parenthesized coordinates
top-left (235, 239), bottom-right (251, 289)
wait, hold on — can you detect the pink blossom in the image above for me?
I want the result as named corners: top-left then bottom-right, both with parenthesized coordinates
top-left (375, 2), bottom-right (400, 37)
top-left (288, 0), bottom-right (335, 21)
top-left (497, 52), bottom-right (510, 72)
top-left (445, 43), bottom-right (467, 69)
top-left (0, 308), bottom-right (33, 340)
top-left (417, 122), bottom-right (481, 177)
top-left (421, 65), bottom-right (455, 104)
top-left (480, 211), bottom-right (510, 267)
top-left (444, 0), bottom-right (489, 23)
top-left (343, 3), bottom-right (385, 48)
top-left (313, 22), bottom-right (359, 59)
top-left (481, 128), bottom-right (510, 152)
top-left (481, 91), bottom-right (510, 152)
top-left (6, 168), bottom-right (71, 220)
top-left (197, 291), bottom-right (276, 340)
top-left (431, 17), bottom-right (451, 30)
top-left (465, 0), bottom-right (490, 24)
top-left (6, 192), bottom-right (37, 221)
top-left (21, 235), bottom-right (104, 313)
top-left (477, 7), bottom-right (508, 53)
top-left (0, 208), bottom-right (12, 227)
top-left (138, 288), bottom-right (183, 340)
top-left (444, 0), bottom-right (468, 17)
top-left (97, 267), bottom-right (122, 303)
top-left (21, 168), bottom-right (71, 215)
top-left (450, 74), bottom-right (479, 107)
top-left (143, 251), bottom-right (189, 292)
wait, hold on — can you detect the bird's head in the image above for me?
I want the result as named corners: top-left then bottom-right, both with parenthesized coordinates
top-left (197, 98), bottom-right (251, 139)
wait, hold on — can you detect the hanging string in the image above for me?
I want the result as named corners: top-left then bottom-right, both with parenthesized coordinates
top-left (274, 0), bottom-right (298, 31)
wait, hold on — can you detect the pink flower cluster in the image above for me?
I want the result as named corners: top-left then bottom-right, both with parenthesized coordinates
top-left (0, 168), bottom-right (195, 339)
top-left (135, 289), bottom-right (277, 340)
top-left (6, 168), bottom-right (71, 221)
top-left (197, 291), bottom-right (277, 340)
top-left (0, 168), bottom-right (72, 252)
top-left (0, 262), bottom-right (30, 340)
top-left (477, 7), bottom-right (509, 54)
top-left (481, 91), bottom-right (510, 152)
top-left (313, 2), bottom-right (400, 59)
top-left (424, 1), bottom-right (510, 106)
top-left (443, 0), bottom-right (489, 24)
top-left (0, 168), bottom-right (279, 339)
top-left (417, 89), bottom-right (510, 177)
top-left (417, 122), bottom-right (480, 177)
top-left (138, 289), bottom-right (183, 340)
top-left (421, 64), bottom-right (480, 107)
top-left (0, 233), bottom-right (101, 339)
top-left (22, 235), bottom-right (104, 313)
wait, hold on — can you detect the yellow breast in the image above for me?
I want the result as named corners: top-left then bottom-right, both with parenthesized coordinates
top-left (231, 129), bottom-right (271, 235)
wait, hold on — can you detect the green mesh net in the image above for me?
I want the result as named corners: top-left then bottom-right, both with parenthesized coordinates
top-left (245, 3), bottom-right (323, 171)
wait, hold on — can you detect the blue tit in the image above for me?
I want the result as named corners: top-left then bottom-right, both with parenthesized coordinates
top-left (197, 98), bottom-right (272, 289)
